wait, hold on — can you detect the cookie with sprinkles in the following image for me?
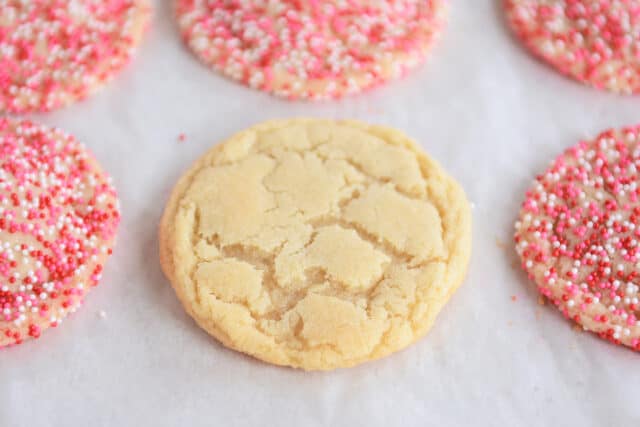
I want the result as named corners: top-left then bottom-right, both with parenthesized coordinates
top-left (515, 125), bottom-right (640, 351)
top-left (0, 119), bottom-right (120, 348)
top-left (505, 0), bottom-right (640, 94)
top-left (175, 0), bottom-right (447, 100)
top-left (0, 0), bottom-right (151, 113)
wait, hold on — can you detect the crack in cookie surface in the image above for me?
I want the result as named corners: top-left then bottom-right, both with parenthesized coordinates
top-left (161, 119), bottom-right (471, 370)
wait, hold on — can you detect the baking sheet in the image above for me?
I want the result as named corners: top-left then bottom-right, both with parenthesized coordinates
top-left (2, 1), bottom-right (640, 426)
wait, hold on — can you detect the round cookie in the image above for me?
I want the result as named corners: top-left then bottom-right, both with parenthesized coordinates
top-left (0, 118), bottom-right (120, 348)
top-left (174, 0), bottom-right (447, 100)
top-left (0, 0), bottom-right (151, 113)
top-left (505, 0), bottom-right (640, 94)
top-left (515, 124), bottom-right (640, 351)
top-left (160, 118), bottom-right (472, 370)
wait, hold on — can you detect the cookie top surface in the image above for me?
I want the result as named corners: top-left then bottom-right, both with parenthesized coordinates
top-left (0, 0), bottom-right (150, 113)
top-left (0, 119), bottom-right (120, 348)
top-left (160, 119), bottom-right (471, 370)
top-left (515, 124), bottom-right (640, 351)
top-left (175, 0), bottom-right (446, 100)
top-left (505, 0), bottom-right (640, 94)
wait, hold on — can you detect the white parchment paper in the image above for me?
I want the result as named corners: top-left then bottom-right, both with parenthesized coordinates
top-left (2, 1), bottom-right (640, 425)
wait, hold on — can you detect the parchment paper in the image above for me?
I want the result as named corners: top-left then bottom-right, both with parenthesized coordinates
top-left (2, 1), bottom-right (639, 426)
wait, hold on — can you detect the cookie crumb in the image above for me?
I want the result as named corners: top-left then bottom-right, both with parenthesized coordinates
top-left (538, 296), bottom-right (547, 306)
top-left (511, 295), bottom-right (517, 302)
top-left (495, 237), bottom-right (507, 250)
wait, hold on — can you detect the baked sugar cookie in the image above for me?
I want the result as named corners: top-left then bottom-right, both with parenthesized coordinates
top-left (515, 125), bottom-right (640, 351)
top-left (505, 0), bottom-right (640, 94)
top-left (175, 1), bottom-right (447, 100)
top-left (0, 119), bottom-right (120, 347)
top-left (160, 119), bottom-right (472, 370)
top-left (0, 0), bottom-right (151, 113)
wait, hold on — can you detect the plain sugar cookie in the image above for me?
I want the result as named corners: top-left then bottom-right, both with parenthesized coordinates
top-left (160, 118), bottom-right (472, 370)
top-left (0, 119), bottom-right (120, 348)
top-left (515, 124), bottom-right (640, 351)
top-left (506, 0), bottom-right (640, 94)
top-left (175, 0), bottom-right (447, 100)
top-left (0, 0), bottom-right (151, 113)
